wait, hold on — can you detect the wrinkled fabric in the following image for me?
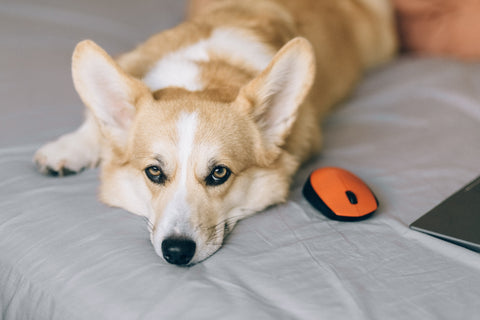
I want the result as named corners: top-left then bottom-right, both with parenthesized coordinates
top-left (1, 1), bottom-right (480, 319)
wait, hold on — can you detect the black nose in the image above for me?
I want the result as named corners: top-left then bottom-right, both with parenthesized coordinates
top-left (161, 237), bottom-right (196, 265)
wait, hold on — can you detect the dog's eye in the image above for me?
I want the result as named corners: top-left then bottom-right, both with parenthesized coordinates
top-left (145, 166), bottom-right (166, 184)
top-left (206, 165), bottom-right (231, 186)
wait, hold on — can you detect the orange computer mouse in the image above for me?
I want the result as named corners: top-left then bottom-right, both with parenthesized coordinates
top-left (303, 167), bottom-right (378, 221)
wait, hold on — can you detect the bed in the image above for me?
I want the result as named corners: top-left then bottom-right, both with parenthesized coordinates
top-left (1, 0), bottom-right (480, 319)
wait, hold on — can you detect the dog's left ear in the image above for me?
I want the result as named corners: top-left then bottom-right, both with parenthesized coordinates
top-left (236, 37), bottom-right (315, 164)
top-left (72, 40), bottom-right (150, 147)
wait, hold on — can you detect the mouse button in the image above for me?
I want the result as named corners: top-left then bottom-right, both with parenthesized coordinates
top-left (323, 191), bottom-right (361, 217)
top-left (314, 169), bottom-right (356, 212)
top-left (362, 192), bottom-right (378, 212)
top-left (339, 174), bottom-right (377, 216)
top-left (309, 168), bottom-right (344, 196)
top-left (353, 186), bottom-right (378, 214)
top-left (339, 172), bottom-right (373, 199)
top-left (345, 190), bottom-right (358, 204)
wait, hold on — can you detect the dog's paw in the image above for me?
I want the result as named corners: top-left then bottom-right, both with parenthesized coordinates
top-left (34, 132), bottom-right (100, 177)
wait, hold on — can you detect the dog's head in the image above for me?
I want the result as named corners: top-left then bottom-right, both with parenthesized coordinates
top-left (72, 37), bottom-right (315, 265)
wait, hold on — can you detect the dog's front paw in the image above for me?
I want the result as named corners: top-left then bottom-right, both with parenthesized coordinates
top-left (34, 132), bottom-right (100, 177)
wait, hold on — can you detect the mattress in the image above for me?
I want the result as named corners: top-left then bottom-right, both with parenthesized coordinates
top-left (1, 0), bottom-right (480, 319)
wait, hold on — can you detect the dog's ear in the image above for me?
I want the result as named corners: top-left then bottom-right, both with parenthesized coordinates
top-left (72, 40), bottom-right (149, 147)
top-left (236, 37), bottom-right (315, 164)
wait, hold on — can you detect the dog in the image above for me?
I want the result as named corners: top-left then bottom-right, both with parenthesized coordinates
top-left (34, 0), bottom-right (396, 265)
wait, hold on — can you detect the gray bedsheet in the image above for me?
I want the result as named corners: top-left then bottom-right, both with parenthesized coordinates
top-left (1, 0), bottom-right (480, 319)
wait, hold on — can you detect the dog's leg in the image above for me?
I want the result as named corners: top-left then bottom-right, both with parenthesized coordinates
top-left (34, 110), bottom-right (101, 176)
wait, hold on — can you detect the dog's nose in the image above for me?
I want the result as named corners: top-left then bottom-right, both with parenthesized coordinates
top-left (161, 237), bottom-right (196, 265)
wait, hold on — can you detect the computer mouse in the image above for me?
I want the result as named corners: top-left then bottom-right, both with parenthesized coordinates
top-left (303, 167), bottom-right (378, 221)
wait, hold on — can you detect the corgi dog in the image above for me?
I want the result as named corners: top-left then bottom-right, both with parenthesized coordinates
top-left (34, 0), bottom-right (396, 265)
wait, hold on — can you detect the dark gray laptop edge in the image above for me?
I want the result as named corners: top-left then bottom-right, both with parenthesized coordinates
top-left (410, 175), bottom-right (480, 253)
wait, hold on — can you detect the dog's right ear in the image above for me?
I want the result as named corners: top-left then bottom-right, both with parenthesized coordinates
top-left (235, 37), bottom-right (315, 165)
top-left (72, 40), bottom-right (149, 147)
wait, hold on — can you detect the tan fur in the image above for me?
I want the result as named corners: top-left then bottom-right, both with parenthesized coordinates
top-left (35, 0), bottom-right (397, 264)
top-left (116, 0), bottom-right (396, 163)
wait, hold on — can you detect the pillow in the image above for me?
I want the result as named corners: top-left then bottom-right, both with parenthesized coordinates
top-left (393, 0), bottom-right (480, 60)
top-left (188, 0), bottom-right (480, 60)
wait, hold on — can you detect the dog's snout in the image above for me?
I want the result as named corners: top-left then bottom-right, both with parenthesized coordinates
top-left (161, 237), bottom-right (196, 265)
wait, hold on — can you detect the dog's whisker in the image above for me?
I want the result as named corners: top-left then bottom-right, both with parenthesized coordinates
top-left (143, 217), bottom-right (154, 233)
top-left (198, 213), bottom-right (252, 243)
top-left (200, 215), bottom-right (242, 232)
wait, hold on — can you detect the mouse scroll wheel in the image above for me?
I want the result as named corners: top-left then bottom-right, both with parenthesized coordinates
top-left (346, 190), bottom-right (358, 205)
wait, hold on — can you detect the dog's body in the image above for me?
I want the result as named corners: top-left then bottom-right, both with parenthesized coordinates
top-left (34, 0), bottom-right (396, 265)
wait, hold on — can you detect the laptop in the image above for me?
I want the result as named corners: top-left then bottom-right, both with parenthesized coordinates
top-left (410, 175), bottom-right (480, 253)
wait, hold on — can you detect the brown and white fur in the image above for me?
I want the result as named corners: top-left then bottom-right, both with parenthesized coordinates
top-left (34, 0), bottom-right (396, 265)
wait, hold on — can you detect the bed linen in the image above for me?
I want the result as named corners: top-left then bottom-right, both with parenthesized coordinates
top-left (1, 1), bottom-right (480, 319)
